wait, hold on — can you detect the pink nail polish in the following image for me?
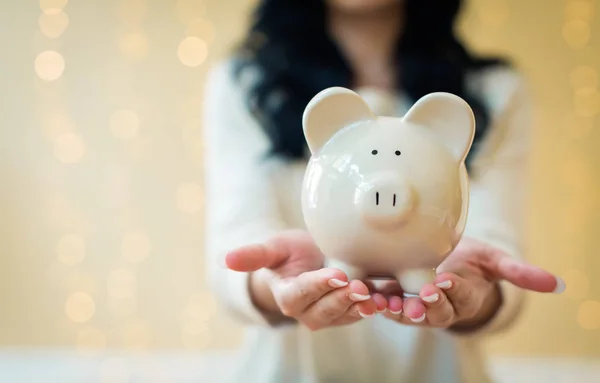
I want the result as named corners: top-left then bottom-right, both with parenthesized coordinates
top-left (359, 311), bottom-right (375, 318)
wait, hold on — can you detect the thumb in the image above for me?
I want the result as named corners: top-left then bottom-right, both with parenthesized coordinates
top-left (225, 243), bottom-right (289, 272)
top-left (490, 254), bottom-right (565, 294)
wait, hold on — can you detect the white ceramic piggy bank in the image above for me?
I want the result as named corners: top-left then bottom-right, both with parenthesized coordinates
top-left (301, 87), bottom-right (475, 295)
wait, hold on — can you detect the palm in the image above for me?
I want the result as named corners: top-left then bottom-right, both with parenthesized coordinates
top-left (437, 236), bottom-right (561, 293)
top-left (225, 229), bottom-right (325, 277)
top-left (436, 238), bottom-right (491, 281)
top-left (263, 230), bottom-right (326, 278)
top-left (368, 236), bottom-right (561, 298)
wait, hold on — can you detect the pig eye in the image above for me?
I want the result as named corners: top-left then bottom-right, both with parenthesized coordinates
top-left (371, 150), bottom-right (378, 155)
top-left (395, 150), bottom-right (401, 156)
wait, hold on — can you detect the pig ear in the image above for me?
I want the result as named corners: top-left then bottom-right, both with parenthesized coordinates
top-left (303, 87), bottom-right (375, 154)
top-left (402, 92), bottom-right (475, 163)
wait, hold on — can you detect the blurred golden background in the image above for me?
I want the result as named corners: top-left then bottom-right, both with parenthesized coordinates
top-left (0, 0), bottom-right (599, 373)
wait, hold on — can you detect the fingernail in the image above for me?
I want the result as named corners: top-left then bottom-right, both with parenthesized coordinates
top-left (435, 280), bottom-right (452, 290)
top-left (328, 278), bottom-right (348, 288)
top-left (410, 313), bottom-right (426, 323)
top-left (389, 309), bottom-right (402, 315)
top-left (217, 255), bottom-right (228, 269)
top-left (349, 293), bottom-right (371, 302)
top-left (422, 293), bottom-right (439, 303)
top-left (553, 277), bottom-right (566, 294)
top-left (377, 308), bottom-right (387, 313)
top-left (359, 311), bottom-right (375, 318)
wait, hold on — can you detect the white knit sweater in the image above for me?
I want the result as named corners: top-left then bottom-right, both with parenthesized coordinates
top-left (202, 59), bottom-right (533, 383)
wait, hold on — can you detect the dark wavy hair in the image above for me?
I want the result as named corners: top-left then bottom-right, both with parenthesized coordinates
top-left (233, 0), bottom-right (509, 167)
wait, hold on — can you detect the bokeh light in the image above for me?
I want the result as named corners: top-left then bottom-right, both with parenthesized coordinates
top-left (108, 269), bottom-right (136, 299)
top-left (54, 133), bottom-right (86, 164)
top-left (2, 0), bottom-right (598, 360)
top-left (562, 269), bottom-right (590, 300)
top-left (116, 0), bottom-right (146, 27)
top-left (56, 234), bottom-right (86, 266)
top-left (110, 109), bottom-right (140, 140)
top-left (175, 0), bottom-right (205, 25)
top-left (38, 10), bottom-right (69, 38)
top-left (565, 0), bottom-right (595, 22)
top-left (40, 0), bottom-right (69, 15)
top-left (577, 300), bottom-right (600, 330)
top-left (65, 292), bottom-right (96, 323)
top-left (177, 37), bottom-right (208, 67)
top-left (122, 230), bottom-right (151, 262)
top-left (563, 20), bottom-right (591, 48)
top-left (570, 65), bottom-right (598, 91)
top-left (77, 327), bottom-right (107, 351)
top-left (187, 18), bottom-right (215, 45)
top-left (118, 33), bottom-right (149, 59)
top-left (176, 183), bottom-right (203, 214)
top-left (574, 88), bottom-right (600, 116)
top-left (35, 50), bottom-right (65, 81)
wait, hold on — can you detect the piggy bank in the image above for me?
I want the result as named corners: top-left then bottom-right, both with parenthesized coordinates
top-left (300, 87), bottom-right (475, 295)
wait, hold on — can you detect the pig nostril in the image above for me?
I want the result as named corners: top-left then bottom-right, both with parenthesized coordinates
top-left (376, 192), bottom-right (379, 206)
top-left (393, 194), bottom-right (396, 207)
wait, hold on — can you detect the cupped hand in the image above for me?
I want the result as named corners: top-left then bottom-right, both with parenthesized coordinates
top-left (225, 230), bottom-right (381, 330)
top-left (377, 237), bottom-right (565, 330)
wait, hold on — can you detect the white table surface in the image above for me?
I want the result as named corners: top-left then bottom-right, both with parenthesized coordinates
top-left (0, 349), bottom-right (599, 383)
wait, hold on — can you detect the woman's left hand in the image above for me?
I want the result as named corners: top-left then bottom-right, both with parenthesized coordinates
top-left (374, 237), bottom-right (565, 331)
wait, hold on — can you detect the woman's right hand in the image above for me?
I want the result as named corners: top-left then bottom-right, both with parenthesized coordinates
top-left (224, 230), bottom-right (383, 330)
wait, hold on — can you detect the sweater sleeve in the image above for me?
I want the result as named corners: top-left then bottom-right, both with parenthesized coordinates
top-left (460, 70), bottom-right (534, 335)
top-left (202, 61), bottom-right (288, 326)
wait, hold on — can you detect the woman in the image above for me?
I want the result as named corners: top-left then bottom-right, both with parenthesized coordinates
top-left (202, 0), bottom-right (565, 382)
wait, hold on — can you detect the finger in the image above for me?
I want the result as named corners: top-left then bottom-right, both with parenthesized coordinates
top-left (372, 293), bottom-right (388, 313)
top-left (402, 296), bottom-right (427, 323)
top-left (490, 255), bottom-right (565, 294)
top-left (330, 299), bottom-right (378, 326)
top-left (434, 272), bottom-right (480, 319)
top-left (273, 268), bottom-right (349, 317)
top-left (384, 296), bottom-right (426, 324)
top-left (418, 284), bottom-right (454, 327)
top-left (300, 280), bottom-right (375, 330)
top-left (387, 295), bottom-right (403, 315)
top-left (225, 243), bottom-right (288, 272)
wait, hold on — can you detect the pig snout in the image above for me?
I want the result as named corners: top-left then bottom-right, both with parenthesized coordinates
top-left (356, 173), bottom-right (416, 228)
